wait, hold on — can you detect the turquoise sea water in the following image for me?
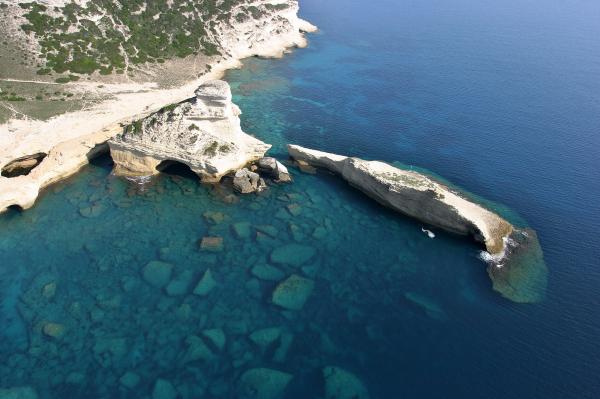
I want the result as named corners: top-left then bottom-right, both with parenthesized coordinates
top-left (2, 0), bottom-right (600, 398)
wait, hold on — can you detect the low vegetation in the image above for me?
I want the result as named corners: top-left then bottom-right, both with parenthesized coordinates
top-left (16, 0), bottom-right (285, 76)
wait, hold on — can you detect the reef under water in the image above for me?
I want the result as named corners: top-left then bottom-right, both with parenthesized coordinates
top-left (0, 154), bottom-right (494, 398)
top-left (2, 0), bottom-right (600, 396)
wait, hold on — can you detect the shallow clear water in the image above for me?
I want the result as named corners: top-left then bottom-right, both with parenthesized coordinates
top-left (2, 0), bottom-right (600, 398)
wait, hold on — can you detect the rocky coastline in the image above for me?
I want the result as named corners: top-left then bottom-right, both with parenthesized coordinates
top-left (109, 80), bottom-right (271, 182)
top-left (287, 144), bottom-right (548, 303)
top-left (0, 1), bottom-right (316, 213)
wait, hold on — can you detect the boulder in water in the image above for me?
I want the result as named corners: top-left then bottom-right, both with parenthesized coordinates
top-left (165, 269), bottom-right (194, 296)
top-left (250, 327), bottom-right (282, 349)
top-left (251, 264), bottom-right (285, 281)
top-left (238, 368), bottom-right (293, 399)
top-left (152, 379), bottom-right (177, 399)
top-left (193, 269), bottom-right (217, 296)
top-left (182, 335), bottom-right (214, 363)
top-left (199, 236), bottom-right (224, 252)
top-left (323, 366), bottom-right (369, 399)
top-left (257, 157), bottom-right (291, 182)
top-left (42, 322), bottom-right (66, 339)
top-left (202, 328), bottom-right (226, 351)
top-left (42, 282), bottom-right (56, 299)
top-left (272, 274), bottom-right (314, 310)
top-left (233, 168), bottom-right (266, 193)
top-left (142, 261), bottom-right (174, 288)
top-left (270, 244), bottom-right (316, 267)
top-left (120, 372), bottom-right (140, 389)
top-left (0, 387), bottom-right (38, 399)
top-left (232, 222), bottom-right (252, 239)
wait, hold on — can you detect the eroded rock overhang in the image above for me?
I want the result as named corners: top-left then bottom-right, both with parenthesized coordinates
top-left (108, 80), bottom-right (271, 182)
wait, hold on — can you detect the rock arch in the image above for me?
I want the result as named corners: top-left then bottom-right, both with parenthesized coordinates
top-left (155, 159), bottom-right (198, 179)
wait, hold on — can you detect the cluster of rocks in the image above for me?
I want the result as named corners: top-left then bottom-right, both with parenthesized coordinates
top-left (232, 156), bottom-right (291, 194)
top-left (2, 163), bottom-right (396, 398)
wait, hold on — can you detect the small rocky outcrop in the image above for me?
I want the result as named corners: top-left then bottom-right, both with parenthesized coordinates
top-left (233, 168), bottom-right (267, 193)
top-left (288, 144), bottom-right (548, 303)
top-left (108, 81), bottom-right (271, 182)
top-left (257, 157), bottom-right (292, 182)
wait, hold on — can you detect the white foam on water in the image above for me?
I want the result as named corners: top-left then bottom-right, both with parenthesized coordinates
top-left (421, 227), bottom-right (435, 239)
top-left (124, 175), bottom-right (153, 185)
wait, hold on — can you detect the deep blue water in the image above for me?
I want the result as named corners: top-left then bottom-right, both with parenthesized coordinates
top-left (1, 0), bottom-right (600, 397)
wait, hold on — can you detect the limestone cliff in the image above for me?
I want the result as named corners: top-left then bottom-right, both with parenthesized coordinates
top-left (108, 80), bottom-right (270, 181)
top-left (0, 1), bottom-right (316, 213)
top-left (288, 144), bottom-right (548, 303)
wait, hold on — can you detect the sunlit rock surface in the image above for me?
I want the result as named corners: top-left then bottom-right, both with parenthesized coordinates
top-left (288, 144), bottom-right (548, 303)
top-left (109, 81), bottom-right (271, 182)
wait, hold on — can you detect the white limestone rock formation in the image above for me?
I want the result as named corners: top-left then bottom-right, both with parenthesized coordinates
top-left (288, 144), bottom-right (548, 303)
top-left (215, 1), bottom-right (318, 60)
top-left (0, 127), bottom-right (117, 213)
top-left (108, 81), bottom-right (271, 182)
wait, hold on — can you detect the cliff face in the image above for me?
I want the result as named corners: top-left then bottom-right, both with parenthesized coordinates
top-left (109, 80), bottom-right (270, 181)
top-left (0, 2), bottom-right (315, 213)
top-left (288, 144), bottom-right (548, 303)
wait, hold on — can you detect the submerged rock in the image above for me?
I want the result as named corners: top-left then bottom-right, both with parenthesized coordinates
top-left (202, 328), bottom-right (226, 351)
top-left (272, 274), bottom-right (314, 310)
top-left (256, 225), bottom-right (278, 238)
top-left (232, 222), bottom-right (252, 239)
top-left (199, 236), bottom-right (224, 252)
top-left (41, 282), bottom-right (56, 299)
top-left (182, 335), bottom-right (214, 363)
top-left (165, 269), bottom-right (194, 296)
top-left (0, 387), bottom-right (38, 399)
top-left (204, 211), bottom-right (227, 224)
top-left (270, 244), bottom-right (316, 267)
top-left (142, 261), bottom-right (174, 288)
top-left (257, 157), bottom-right (292, 182)
top-left (286, 203), bottom-right (302, 217)
top-left (323, 366), bottom-right (369, 399)
top-left (42, 322), bottom-right (66, 339)
top-left (288, 144), bottom-right (548, 303)
top-left (193, 269), bottom-right (217, 296)
top-left (109, 81), bottom-right (271, 182)
top-left (239, 368), bottom-right (293, 399)
top-left (404, 292), bottom-right (446, 320)
top-left (152, 379), bottom-right (177, 399)
top-left (233, 168), bottom-right (266, 194)
top-left (487, 228), bottom-right (548, 303)
top-left (79, 203), bottom-right (106, 218)
top-left (250, 327), bottom-right (282, 349)
top-left (251, 264), bottom-right (285, 281)
top-left (120, 372), bottom-right (140, 389)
